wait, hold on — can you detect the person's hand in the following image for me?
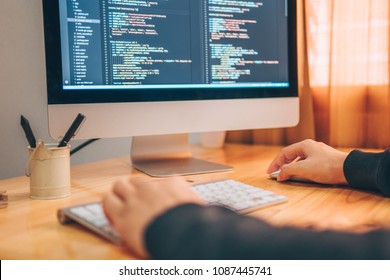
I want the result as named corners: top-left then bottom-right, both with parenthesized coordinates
top-left (267, 139), bottom-right (348, 185)
top-left (102, 176), bottom-right (204, 258)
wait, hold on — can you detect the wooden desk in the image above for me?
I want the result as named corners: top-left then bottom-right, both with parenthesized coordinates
top-left (1, 143), bottom-right (390, 259)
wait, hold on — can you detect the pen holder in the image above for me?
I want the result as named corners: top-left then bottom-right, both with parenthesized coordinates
top-left (25, 140), bottom-right (71, 199)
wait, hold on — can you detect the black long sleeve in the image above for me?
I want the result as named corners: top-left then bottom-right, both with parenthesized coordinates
top-left (344, 149), bottom-right (390, 196)
top-left (146, 204), bottom-right (390, 259)
top-left (145, 149), bottom-right (390, 259)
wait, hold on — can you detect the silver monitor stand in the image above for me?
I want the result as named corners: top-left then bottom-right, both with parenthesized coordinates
top-left (130, 134), bottom-right (233, 177)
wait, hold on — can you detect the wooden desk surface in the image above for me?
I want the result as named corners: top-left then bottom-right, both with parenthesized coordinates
top-left (1, 143), bottom-right (389, 259)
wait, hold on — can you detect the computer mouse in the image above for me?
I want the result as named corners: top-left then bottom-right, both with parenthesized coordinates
top-left (269, 170), bottom-right (314, 183)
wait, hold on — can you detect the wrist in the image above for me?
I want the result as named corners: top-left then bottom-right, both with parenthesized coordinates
top-left (335, 151), bottom-right (349, 185)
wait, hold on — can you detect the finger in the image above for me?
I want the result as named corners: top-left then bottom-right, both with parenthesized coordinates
top-left (126, 177), bottom-right (161, 199)
top-left (267, 142), bottom-right (306, 173)
top-left (277, 160), bottom-right (309, 181)
top-left (102, 192), bottom-right (124, 224)
top-left (112, 178), bottom-right (135, 202)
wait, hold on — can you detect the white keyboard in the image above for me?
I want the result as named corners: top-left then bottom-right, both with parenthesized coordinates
top-left (57, 201), bottom-right (122, 244)
top-left (58, 179), bottom-right (287, 244)
top-left (192, 179), bottom-right (287, 214)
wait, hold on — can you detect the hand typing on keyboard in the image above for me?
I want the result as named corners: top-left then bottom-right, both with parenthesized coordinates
top-left (59, 177), bottom-right (287, 258)
top-left (106, 177), bottom-right (206, 257)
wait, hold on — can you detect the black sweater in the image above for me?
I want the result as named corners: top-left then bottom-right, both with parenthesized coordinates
top-left (145, 149), bottom-right (390, 259)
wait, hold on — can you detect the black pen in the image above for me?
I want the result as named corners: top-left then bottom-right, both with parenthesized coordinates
top-left (20, 115), bottom-right (37, 148)
top-left (58, 113), bottom-right (86, 147)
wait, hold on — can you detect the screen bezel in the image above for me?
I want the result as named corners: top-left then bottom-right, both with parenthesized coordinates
top-left (42, 0), bottom-right (298, 105)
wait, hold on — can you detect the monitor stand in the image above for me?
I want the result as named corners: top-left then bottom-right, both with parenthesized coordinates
top-left (130, 134), bottom-right (233, 177)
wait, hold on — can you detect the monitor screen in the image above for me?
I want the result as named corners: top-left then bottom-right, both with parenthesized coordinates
top-left (44, 0), bottom-right (296, 101)
top-left (42, 0), bottom-right (298, 139)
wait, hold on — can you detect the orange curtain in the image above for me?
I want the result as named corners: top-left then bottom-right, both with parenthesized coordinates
top-left (227, 0), bottom-right (390, 149)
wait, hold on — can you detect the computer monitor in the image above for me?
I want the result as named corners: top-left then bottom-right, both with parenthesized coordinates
top-left (42, 0), bottom-right (299, 177)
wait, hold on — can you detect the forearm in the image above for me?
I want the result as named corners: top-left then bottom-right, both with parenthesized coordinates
top-left (344, 149), bottom-right (390, 196)
top-left (145, 204), bottom-right (390, 259)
